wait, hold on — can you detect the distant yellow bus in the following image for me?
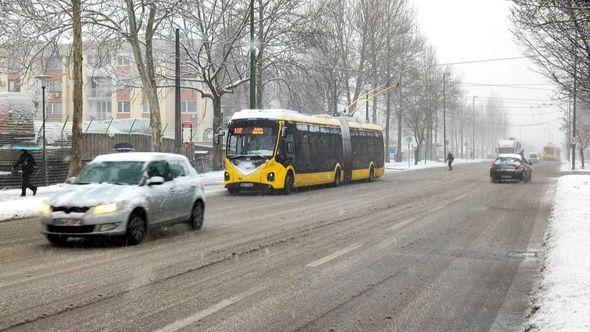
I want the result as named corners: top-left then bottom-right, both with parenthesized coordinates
top-left (224, 109), bottom-right (384, 194)
top-left (541, 145), bottom-right (561, 161)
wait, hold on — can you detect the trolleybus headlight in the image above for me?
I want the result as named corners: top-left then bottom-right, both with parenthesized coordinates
top-left (224, 171), bottom-right (230, 181)
top-left (267, 172), bottom-right (275, 182)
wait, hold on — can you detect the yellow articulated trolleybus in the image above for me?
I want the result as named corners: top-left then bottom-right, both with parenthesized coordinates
top-left (224, 109), bottom-right (384, 194)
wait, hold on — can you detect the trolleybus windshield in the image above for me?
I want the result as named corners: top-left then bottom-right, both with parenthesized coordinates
top-left (227, 122), bottom-right (278, 159)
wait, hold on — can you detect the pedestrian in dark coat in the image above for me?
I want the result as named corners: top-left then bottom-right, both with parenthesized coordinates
top-left (445, 152), bottom-right (454, 171)
top-left (13, 150), bottom-right (37, 196)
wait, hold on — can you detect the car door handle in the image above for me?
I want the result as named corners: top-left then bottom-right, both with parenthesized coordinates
top-left (169, 188), bottom-right (176, 193)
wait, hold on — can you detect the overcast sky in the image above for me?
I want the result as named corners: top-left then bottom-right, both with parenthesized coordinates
top-left (410, 0), bottom-right (564, 150)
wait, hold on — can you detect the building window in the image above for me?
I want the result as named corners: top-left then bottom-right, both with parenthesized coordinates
top-left (181, 101), bottom-right (197, 113)
top-left (50, 80), bottom-right (62, 97)
top-left (117, 100), bottom-right (130, 113)
top-left (89, 76), bottom-right (112, 98)
top-left (117, 55), bottom-right (130, 66)
top-left (7, 57), bottom-right (20, 70)
top-left (47, 56), bottom-right (61, 70)
top-left (142, 100), bottom-right (150, 113)
top-left (48, 103), bottom-right (62, 116)
top-left (96, 101), bottom-right (111, 120)
top-left (7, 79), bottom-right (20, 92)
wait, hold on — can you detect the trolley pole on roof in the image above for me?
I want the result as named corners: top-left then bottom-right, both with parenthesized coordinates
top-left (249, 0), bottom-right (256, 109)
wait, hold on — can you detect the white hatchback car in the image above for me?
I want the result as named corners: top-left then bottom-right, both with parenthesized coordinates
top-left (40, 152), bottom-right (205, 246)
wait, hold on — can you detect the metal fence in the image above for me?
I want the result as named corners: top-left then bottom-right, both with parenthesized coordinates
top-left (0, 136), bottom-right (214, 190)
top-left (0, 148), bottom-right (69, 190)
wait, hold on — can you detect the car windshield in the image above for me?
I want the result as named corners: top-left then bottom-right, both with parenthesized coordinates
top-left (75, 161), bottom-right (145, 185)
top-left (227, 125), bottom-right (278, 158)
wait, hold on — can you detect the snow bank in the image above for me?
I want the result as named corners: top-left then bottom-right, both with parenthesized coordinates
top-left (385, 158), bottom-right (486, 172)
top-left (531, 175), bottom-right (590, 330)
top-left (199, 170), bottom-right (224, 186)
top-left (0, 184), bottom-right (67, 221)
top-left (560, 161), bottom-right (590, 173)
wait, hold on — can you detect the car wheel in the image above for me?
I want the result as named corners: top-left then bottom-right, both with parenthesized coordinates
top-left (282, 172), bottom-right (294, 195)
top-left (188, 201), bottom-right (204, 231)
top-left (227, 188), bottom-right (238, 195)
top-left (125, 214), bottom-right (146, 245)
top-left (368, 166), bottom-right (375, 182)
top-left (46, 234), bottom-right (68, 246)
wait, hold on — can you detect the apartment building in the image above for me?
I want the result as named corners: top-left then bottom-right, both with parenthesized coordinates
top-left (0, 46), bottom-right (214, 142)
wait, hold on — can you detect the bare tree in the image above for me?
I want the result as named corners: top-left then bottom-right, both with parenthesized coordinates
top-left (1, 0), bottom-right (85, 176)
top-left (511, 0), bottom-right (590, 102)
top-left (86, 0), bottom-right (180, 152)
top-left (179, 0), bottom-right (250, 170)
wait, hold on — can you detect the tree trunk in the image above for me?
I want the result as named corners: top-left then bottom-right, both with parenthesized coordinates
top-left (68, 0), bottom-right (83, 177)
top-left (414, 143), bottom-right (420, 165)
top-left (581, 145), bottom-right (585, 168)
top-left (212, 95), bottom-right (224, 171)
top-left (124, 0), bottom-right (162, 152)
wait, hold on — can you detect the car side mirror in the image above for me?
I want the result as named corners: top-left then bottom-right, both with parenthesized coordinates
top-left (147, 176), bottom-right (164, 186)
top-left (66, 176), bottom-right (76, 184)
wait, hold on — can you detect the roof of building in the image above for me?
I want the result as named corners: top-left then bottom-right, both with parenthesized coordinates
top-left (230, 109), bottom-right (382, 131)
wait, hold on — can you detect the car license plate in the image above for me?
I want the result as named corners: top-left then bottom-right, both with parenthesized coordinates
top-left (52, 218), bottom-right (82, 226)
top-left (240, 183), bottom-right (254, 188)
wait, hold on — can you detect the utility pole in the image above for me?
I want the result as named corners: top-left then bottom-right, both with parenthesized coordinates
top-left (385, 81), bottom-right (392, 162)
top-left (472, 96), bottom-right (477, 159)
top-left (249, 0), bottom-right (256, 109)
top-left (567, 100), bottom-right (571, 161)
top-left (572, 55), bottom-right (577, 170)
top-left (396, 77), bottom-right (403, 162)
top-left (174, 28), bottom-right (181, 154)
top-left (41, 85), bottom-right (47, 185)
top-left (443, 72), bottom-right (448, 158)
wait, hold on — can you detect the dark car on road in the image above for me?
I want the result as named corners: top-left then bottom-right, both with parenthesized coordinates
top-left (490, 153), bottom-right (532, 183)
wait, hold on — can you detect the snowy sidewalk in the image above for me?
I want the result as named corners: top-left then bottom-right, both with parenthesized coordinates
top-left (530, 174), bottom-right (590, 331)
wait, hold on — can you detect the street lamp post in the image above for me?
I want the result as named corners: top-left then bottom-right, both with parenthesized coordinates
top-left (35, 74), bottom-right (50, 186)
top-left (443, 72), bottom-right (448, 158)
top-left (472, 95), bottom-right (477, 160)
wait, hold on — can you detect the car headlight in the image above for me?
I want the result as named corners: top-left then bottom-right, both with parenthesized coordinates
top-left (40, 203), bottom-right (52, 216)
top-left (92, 202), bottom-right (121, 215)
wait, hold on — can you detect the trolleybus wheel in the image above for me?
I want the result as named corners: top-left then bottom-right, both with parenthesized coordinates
top-left (283, 172), bottom-right (294, 195)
